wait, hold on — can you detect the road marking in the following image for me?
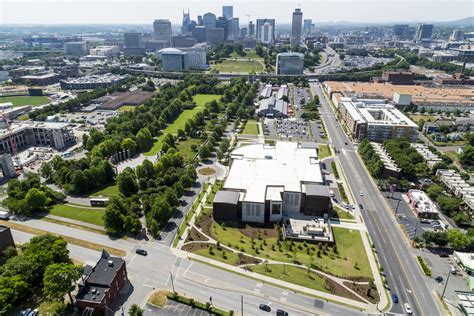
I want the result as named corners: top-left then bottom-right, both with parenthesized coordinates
top-left (182, 261), bottom-right (194, 276)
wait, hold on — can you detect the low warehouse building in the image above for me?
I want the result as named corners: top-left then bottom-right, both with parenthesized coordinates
top-left (213, 142), bottom-right (331, 224)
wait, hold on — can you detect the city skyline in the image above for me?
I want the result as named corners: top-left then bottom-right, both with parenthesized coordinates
top-left (0, 0), bottom-right (472, 25)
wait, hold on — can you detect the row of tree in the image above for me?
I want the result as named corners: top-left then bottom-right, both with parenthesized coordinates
top-left (383, 139), bottom-right (424, 179)
top-left (422, 228), bottom-right (474, 251)
top-left (358, 139), bottom-right (384, 177)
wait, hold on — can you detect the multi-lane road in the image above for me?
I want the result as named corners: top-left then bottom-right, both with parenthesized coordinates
top-left (310, 82), bottom-right (444, 316)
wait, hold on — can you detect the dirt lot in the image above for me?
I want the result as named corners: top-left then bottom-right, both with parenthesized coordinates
top-left (185, 227), bottom-right (209, 243)
top-left (343, 281), bottom-right (380, 304)
top-left (239, 224), bottom-right (279, 239)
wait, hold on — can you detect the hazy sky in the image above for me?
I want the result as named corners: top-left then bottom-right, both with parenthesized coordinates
top-left (0, 0), bottom-right (472, 25)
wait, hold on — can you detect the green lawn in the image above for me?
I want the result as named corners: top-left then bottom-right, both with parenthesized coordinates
top-left (194, 244), bottom-right (244, 266)
top-left (145, 94), bottom-right (221, 156)
top-left (90, 184), bottom-right (119, 197)
top-left (49, 204), bottom-right (105, 226)
top-left (248, 264), bottom-right (331, 294)
top-left (318, 144), bottom-right (332, 159)
top-left (337, 183), bottom-right (349, 203)
top-left (241, 120), bottom-right (259, 135)
top-left (211, 223), bottom-right (372, 279)
top-left (0, 96), bottom-right (50, 107)
top-left (117, 105), bottom-right (136, 112)
top-left (409, 114), bottom-right (437, 123)
top-left (211, 59), bottom-right (265, 73)
top-left (176, 138), bottom-right (202, 162)
top-left (331, 205), bottom-right (355, 221)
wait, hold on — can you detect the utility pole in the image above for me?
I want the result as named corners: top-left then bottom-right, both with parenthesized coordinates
top-left (395, 197), bottom-right (401, 214)
top-left (441, 268), bottom-right (452, 300)
top-left (241, 295), bottom-right (244, 316)
top-left (170, 271), bottom-right (176, 293)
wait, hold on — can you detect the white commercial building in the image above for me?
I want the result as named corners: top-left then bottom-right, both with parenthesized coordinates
top-left (407, 189), bottom-right (439, 219)
top-left (216, 142), bottom-right (327, 223)
top-left (89, 46), bottom-right (120, 59)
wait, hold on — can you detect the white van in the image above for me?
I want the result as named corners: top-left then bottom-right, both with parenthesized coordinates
top-left (329, 190), bottom-right (335, 197)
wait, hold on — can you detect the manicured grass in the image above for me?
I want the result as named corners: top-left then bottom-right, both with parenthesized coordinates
top-left (211, 222), bottom-right (372, 279)
top-left (176, 138), bottom-right (202, 162)
top-left (211, 59), bottom-right (265, 73)
top-left (0, 96), bottom-right (49, 107)
top-left (331, 161), bottom-right (340, 179)
top-left (241, 120), bottom-right (259, 135)
top-left (117, 105), bottom-right (136, 112)
top-left (42, 217), bottom-right (106, 235)
top-left (90, 184), bottom-right (119, 197)
top-left (248, 264), bottom-right (331, 294)
top-left (318, 144), bottom-right (332, 159)
top-left (331, 205), bottom-right (355, 221)
top-left (49, 204), bottom-right (105, 226)
top-left (145, 94), bottom-right (221, 156)
top-left (39, 301), bottom-right (66, 315)
top-left (194, 244), bottom-right (245, 266)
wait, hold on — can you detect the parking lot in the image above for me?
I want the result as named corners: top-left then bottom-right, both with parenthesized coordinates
top-left (59, 109), bottom-right (119, 130)
top-left (263, 118), bottom-right (314, 142)
top-left (145, 301), bottom-right (212, 316)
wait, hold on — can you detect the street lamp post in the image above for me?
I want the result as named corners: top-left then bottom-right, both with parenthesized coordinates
top-left (241, 295), bottom-right (244, 316)
top-left (441, 268), bottom-right (452, 300)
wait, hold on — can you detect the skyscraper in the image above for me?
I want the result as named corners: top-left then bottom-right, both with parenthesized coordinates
top-left (303, 19), bottom-right (312, 35)
top-left (123, 32), bottom-right (144, 55)
top-left (153, 19), bottom-right (172, 44)
top-left (291, 8), bottom-right (303, 46)
top-left (414, 23), bottom-right (433, 43)
top-left (393, 24), bottom-right (409, 39)
top-left (222, 6), bottom-right (233, 20)
top-left (261, 22), bottom-right (273, 44)
top-left (203, 12), bottom-right (217, 28)
top-left (182, 10), bottom-right (191, 34)
top-left (227, 18), bottom-right (240, 40)
top-left (256, 19), bottom-right (275, 42)
top-left (248, 21), bottom-right (255, 36)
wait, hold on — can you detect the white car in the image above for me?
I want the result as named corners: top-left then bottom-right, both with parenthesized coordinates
top-left (404, 303), bottom-right (412, 314)
top-left (360, 191), bottom-right (364, 196)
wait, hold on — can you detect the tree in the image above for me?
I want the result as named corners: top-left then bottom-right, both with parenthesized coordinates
top-left (128, 304), bottom-right (144, 316)
top-left (448, 229), bottom-right (469, 251)
top-left (426, 184), bottom-right (443, 200)
top-left (136, 127), bottom-right (153, 152)
top-left (117, 168), bottom-right (138, 197)
top-left (24, 187), bottom-right (47, 213)
top-left (41, 162), bottom-right (53, 181)
top-left (122, 138), bottom-right (138, 156)
top-left (0, 275), bottom-right (29, 315)
top-left (200, 144), bottom-right (211, 160)
top-left (43, 263), bottom-right (82, 303)
top-left (177, 129), bottom-right (186, 140)
top-left (104, 205), bottom-right (125, 235)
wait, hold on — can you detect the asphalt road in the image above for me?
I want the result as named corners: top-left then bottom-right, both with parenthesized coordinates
top-left (310, 82), bottom-right (444, 316)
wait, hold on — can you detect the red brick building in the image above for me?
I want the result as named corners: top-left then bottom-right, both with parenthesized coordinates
top-left (76, 250), bottom-right (128, 313)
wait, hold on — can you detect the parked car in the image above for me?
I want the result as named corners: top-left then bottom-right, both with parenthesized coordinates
top-left (28, 309), bottom-right (39, 316)
top-left (259, 304), bottom-right (271, 312)
top-left (391, 293), bottom-right (399, 303)
top-left (404, 303), bottom-right (412, 314)
top-left (135, 249), bottom-right (148, 256)
top-left (419, 219), bottom-right (430, 224)
top-left (21, 309), bottom-right (31, 316)
top-left (276, 309), bottom-right (289, 316)
top-left (435, 276), bottom-right (444, 283)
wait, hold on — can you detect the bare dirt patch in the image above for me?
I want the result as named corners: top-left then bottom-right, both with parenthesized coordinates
top-left (185, 227), bottom-right (209, 243)
top-left (198, 167), bottom-right (216, 176)
top-left (239, 223), bottom-right (279, 239)
top-left (195, 213), bottom-right (213, 236)
top-left (343, 281), bottom-right (380, 304)
top-left (182, 242), bottom-right (211, 252)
